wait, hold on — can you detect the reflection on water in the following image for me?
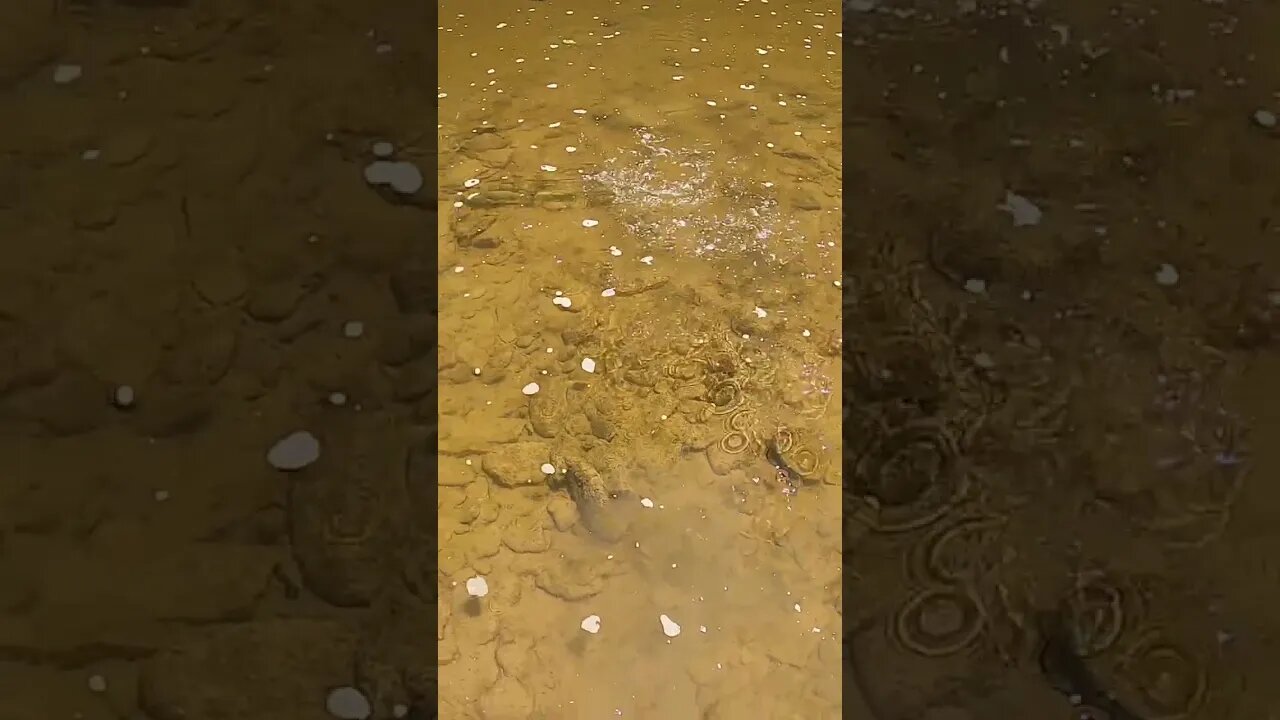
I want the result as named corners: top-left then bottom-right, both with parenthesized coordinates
top-left (438, 0), bottom-right (841, 717)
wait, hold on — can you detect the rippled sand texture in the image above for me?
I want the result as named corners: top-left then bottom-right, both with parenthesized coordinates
top-left (438, 1), bottom-right (842, 718)
top-left (844, 1), bottom-right (1280, 719)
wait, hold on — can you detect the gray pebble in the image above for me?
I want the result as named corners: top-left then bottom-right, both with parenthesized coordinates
top-left (343, 320), bottom-right (365, 338)
top-left (1254, 109), bottom-right (1277, 129)
top-left (372, 140), bottom-right (395, 158)
top-left (325, 686), bottom-right (372, 720)
top-left (363, 160), bottom-right (424, 195)
top-left (113, 385), bottom-right (135, 408)
top-left (1154, 263), bottom-right (1180, 287)
top-left (267, 430), bottom-right (321, 471)
top-left (53, 64), bottom-right (82, 84)
top-left (328, 391), bottom-right (348, 406)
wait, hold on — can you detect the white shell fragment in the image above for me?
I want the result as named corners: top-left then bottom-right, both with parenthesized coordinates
top-left (581, 614), bottom-right (602, 634)
top-left (660, 614), bottom-right (682, 638)
top-left (522, 382), bottom-right (541, 396)
top-left (581, 357), bottom-right (597, 373)
top-left (466, 576), bottom-right (489, 598)
top-left (363, 160), bottom-right (424, 195)
top-left (267, 431), bottom-right (321, 471)
top-left (326, 686), bottom-right (373, 720)
top-left (998, 190), bottom-right (1043, 227)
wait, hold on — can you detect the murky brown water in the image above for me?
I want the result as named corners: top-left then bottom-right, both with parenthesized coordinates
top-left (438, 1), bottom-right (841, 717)
top-left (844, 1), bottom-right (1280, 719)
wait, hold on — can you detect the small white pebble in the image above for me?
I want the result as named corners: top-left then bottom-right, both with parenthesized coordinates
top-left (541, 164), bottom-right (558, 172)
top-left (326, 686), bottom-right (372, 720)
top-left (582, 218), bottom-right (599, 227)
top-left (372, 141), bottom-right (395, 158)
top-left (640, 497), bottom-right (655, 508)
top-left (609, 245), bottom-right (623, 257)
top-left (581, 614), bottom-right (602, 634)
top-left (342, 321), bottom-right (365, 338)
top-left (699, 625), bottom-right (708, 633)
top-left (466, 576), bottom-right (489, 598)
top-left (88, 674), bottom-right (107, 693)
top-left (753, 306), bottom-right (767, 318)
top-left (660, 614), bottom-right (682, 637)
top-left (552, 296), bottom-right (573, 308)
top-left (1155, 263), bottom-right (1180, 286)
top-left (328, 391), bottom-right (348, 406)
top-left (464, 177), bottom-right (481, 188)
top-left (793, 603), bottom-right (802, 613)
top-left (601, 288), bottom-right (616, 297)
top-left (640, 255), bottom-right (654, 265)
top-left (581, 357), bottom-right (597, 373)
top-left (541, 463), bottom-right (557, 474)
top-left (522, 382), bottom-right (541, 396)
top-left (1254, 109), bottom-right (1277, 129)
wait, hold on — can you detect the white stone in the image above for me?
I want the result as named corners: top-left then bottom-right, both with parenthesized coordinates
top-left (342, 320), bottom-right (365, 338)
top-left (464, 177), bottom-right (481, 188)
top-left (640, 256), bottom-right (655, 265)
top-left (552, 296), bottom-right (572, 308)
top-left (267, 431), bottom-right (321, 471)
top-left (328, 392), bottom-right (348, 406)
top-left (522, 382), bottom-right (541, 396)
top-left (541, 463), bottom-right (556, 474)
top-left (581, 614), bottom-right (602, 634)
top-left (640, 497), bottom-right (654, 508)
top-left (601, 288), bottom-right (616, 297)
top-left (466, 575), bottom-right (489, 597)
top-left (326, 686), bottom-right (372, 720)
top-left (753, 306), bottom-right (767, 318)
top-left (1254, 109), bottom-right (1277, 129)
top-left (659, 614), bottom-right (681, 637)
top-left (581, 357), bottom-right (597, 373)
top-left (582, 218), bottom-right (599, 227)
